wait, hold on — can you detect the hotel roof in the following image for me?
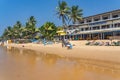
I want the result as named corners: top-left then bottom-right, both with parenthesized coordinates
top-left (68, 9), bottom-right (120, 27)
top-left (83, 9), bottom-right (120, 19)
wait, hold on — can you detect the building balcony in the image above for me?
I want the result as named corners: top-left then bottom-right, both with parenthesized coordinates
top-left (79, 17), bottom-right (120, 26)
top-left (78, 27), bottom-right (120, 34)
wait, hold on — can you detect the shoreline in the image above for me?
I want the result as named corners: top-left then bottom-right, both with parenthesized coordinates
top-left (5, 40), bottom-right (120, 63)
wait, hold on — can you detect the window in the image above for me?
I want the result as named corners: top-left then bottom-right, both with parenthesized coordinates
top-left (118, 23), bottom-right (120, 27)
top-left (114, 23), bottom-right (120, 27)
top-left (73, 27), bottom-right (76, 29)
top-left (114, 23), bottom-right (118, 27)
top-left (111, 24), bottom-right (113, 27)
top-left (85, 28), bottom-right (89, 31)
top-left (103, 16), bottom-right (109, 20)
top-left (101, 25), bottom-right (106, 29)
top-left (93, 26), bottom-right (100, 30)
top-left (101, 25), bottom-right (110, 29)
top-left (96, 26), bottom-right (100, 29)
top-left (80, 20), bottom-right (84, 24)
top-left (89, 27), bottom-right (91, 30)
top-left (94, 18), bottom-right (100, 21)
top-left (81, 28), bottom-right (84, 31)
top-left (87, 20), bottom-right (92, 23)
top-left (112, 14), bottom-right (119, 18)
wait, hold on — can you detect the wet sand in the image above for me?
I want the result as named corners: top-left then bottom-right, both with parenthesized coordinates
top-left (0, 47), bottom-right (120, 80)
top-left (5, 40), bottom-right (120, 63)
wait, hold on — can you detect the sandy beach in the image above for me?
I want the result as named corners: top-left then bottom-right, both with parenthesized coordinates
top-left (5, 40), bottom-right (120, 63)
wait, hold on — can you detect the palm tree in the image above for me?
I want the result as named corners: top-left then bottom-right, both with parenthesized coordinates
top-left (13, 21), bottom-right (23, 39)
top-left (0, 37), bottom-right (2, 41)
top-left (39, 22), bottom-right (57, 40)
top-left (57, 26), bottom-right (63, 31)
top-left (25, 16), bottom-right (37, 39)
top-left (2, 26), bottom-right (13, 40)
top-left (69, 5), bottom-right (83, 24)
top-left (1, 16), bottom-right (38, 40)
top-left (56, 1), bottom-right (69, 28)
top-left (16, 21), bottom-right (22, 28)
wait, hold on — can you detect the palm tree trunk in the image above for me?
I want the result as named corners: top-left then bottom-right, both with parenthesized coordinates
top-left (62, 17), bottom-right (66, 40)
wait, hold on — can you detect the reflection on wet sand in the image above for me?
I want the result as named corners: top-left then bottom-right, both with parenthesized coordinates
top-left (0, 47), bottom-right (120, 80)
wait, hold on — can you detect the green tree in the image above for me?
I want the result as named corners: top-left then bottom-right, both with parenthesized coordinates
top-left (1, 16), bottom-right (38, 40)
top-left (39, 22), bottom-right (57, 40)
top-left (56, 1), bottom-right (69, 28)
top-left (69, 5), bottom-right (83, 24)
top-left (57, 26), bottom-right (63, 31)
top-left (25, 16), bottom-right (37, 39)
top-left (12, 21), bottom-right (23, 39)
top-left (2, 26), bottom-right (13, 40)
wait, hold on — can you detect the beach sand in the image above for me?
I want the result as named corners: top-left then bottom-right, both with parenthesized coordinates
top-left (5, 40), bottom-right (120, 63)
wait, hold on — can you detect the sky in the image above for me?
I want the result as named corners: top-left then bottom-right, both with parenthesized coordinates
top-left (0, 0), bottom-right (120, 35)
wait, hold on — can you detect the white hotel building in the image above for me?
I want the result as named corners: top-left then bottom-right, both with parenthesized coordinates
top-left (65, 9), bottom-right (120, 40)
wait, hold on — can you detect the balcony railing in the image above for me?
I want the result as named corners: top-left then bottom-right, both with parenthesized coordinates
top-left (79, 27), bottom-right (120, 34)
top-left (79, 17), bottom-right (120, 26)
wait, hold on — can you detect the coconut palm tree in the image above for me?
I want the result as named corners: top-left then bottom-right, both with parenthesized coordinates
top-left (56, 1), bottom-right (69, 28)
top-left (57, 26), bottom-right (63, 31)
top-left (2, 26), bottom-right (13, 39)
top-left (39, 22), bottom-right (57, 40)
top-left (1, 16), bottom-right (38, 40)
top-left (0, 37), bottom-right (2, 41)
top-left (13, 21), bottom-right (23, 39)
top-left (16, 21), bottom-right (22, 28)
top-left (25, 16), bottom-right (37, 39)
top-left (69, 5), bottom-right (83, 24)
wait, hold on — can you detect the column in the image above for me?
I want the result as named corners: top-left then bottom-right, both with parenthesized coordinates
top-left (113, 32), bottom-right (116, 39)
top-left (110, 13), bottom-right (112, 19)
top-left (110, 24), bottom-right (112, 28)
top-left (118, 13), bottom-right (120, 17)
top-left (82, 34), bottom-right (83, 40)
top-left (89, 34), bottom-right (91, 40)
top-left (100, 15), bottom-right (103, 21)
top-left (69, 35), bottom-right (71, 40)
top-left (84, 19), bottom-right (87, 24)
top-left (79, 34), bottom-right (80, 39)
top-left (83, 34), bottom-right (85, 40)
top-left (91, 17), bottom-right (94, 23)
top-left (83, 28), bottom-right (85, 31)
top-left (88, 24), bottom-right (91, 31)
top-left (80, 34), bottom-right (82, 40)
top-left (112, 22), bottom-right (115, 28)
top-left (91, 26), bottom-right (93, 31)
top-left (100, 25), bottom-right (102, 30)
top-left (98, 33), bottom-right (100, 39)
top-left (103, 33), bottom-right (105, 39)
top-left (74, 35), bottom-right (76, 40)
top-left (77, 35), bottom-right (79, 40)
top-left (101, 33), bottom-right (103, 40)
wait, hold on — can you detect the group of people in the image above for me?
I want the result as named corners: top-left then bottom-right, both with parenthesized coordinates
top-left (0, 42), bottom-right (4, 46)
top-left (62, 39), bottom-right (72, 49)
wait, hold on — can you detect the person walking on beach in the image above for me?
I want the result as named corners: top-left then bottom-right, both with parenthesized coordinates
top-left (43, 38), bottom-right (46, 46)
top-left (62, 39), bottom-right (65, 47)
